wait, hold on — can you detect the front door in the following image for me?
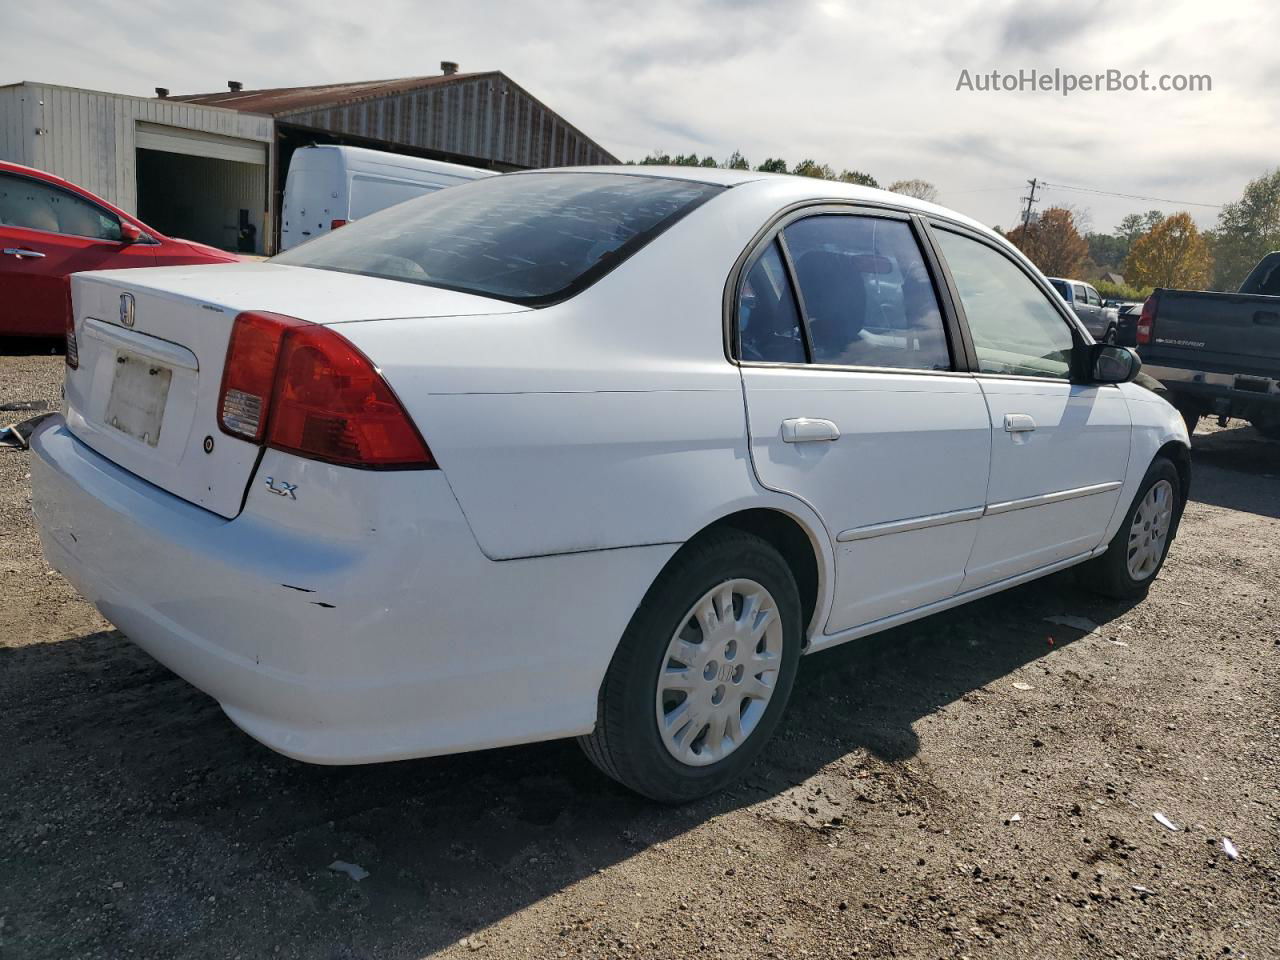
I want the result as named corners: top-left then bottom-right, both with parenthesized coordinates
top-left (0, 171), bottom-right (153, 335)
top-left (736, 210), bottom-right (991, 635)
top-left (930, 227), bottom-right (1132, 590)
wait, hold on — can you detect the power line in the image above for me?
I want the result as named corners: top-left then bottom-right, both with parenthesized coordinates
top-left (1041, 181), bottom-right (1224, 209)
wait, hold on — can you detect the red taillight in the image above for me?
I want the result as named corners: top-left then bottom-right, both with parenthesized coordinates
top-left (64, 291), bottom-right (78, 369)
top-left (330, 219), bottom-right (348, 230)
top-left (217, 311), bottom-right (435, 469)
top-left (218, 311), bottom-right (303, 442)
top-left (1136, 295), bottom-right (1157, 346)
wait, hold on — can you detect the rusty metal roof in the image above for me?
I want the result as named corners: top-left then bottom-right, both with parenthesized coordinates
top-left (169, 72), bottom-right (492, 116)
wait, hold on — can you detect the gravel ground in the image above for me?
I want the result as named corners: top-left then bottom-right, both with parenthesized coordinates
top-left (1, 349), bottom-right (1277, 960)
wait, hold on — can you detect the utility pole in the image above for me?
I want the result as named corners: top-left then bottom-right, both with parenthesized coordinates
top-left (1021, 178), bottom-right (1041, 230)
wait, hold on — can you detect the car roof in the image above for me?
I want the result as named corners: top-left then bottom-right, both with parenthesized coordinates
top-left (526, 164), bottom-right (998, 240)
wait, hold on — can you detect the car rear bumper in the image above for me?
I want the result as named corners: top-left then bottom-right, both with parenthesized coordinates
top-left (30, 418), bottom-right (676, 764)
top-left (1144, 363), bottom-right (1280, 421)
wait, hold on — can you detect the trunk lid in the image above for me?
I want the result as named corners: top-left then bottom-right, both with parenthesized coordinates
top-left (66, 262), bottom-right (523, 518)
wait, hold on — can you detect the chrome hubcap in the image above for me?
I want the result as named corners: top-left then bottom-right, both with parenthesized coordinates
top-left (655, 578), bottom-right (783, 767)
top-left (1127, 479), bottom-right (1174, 580)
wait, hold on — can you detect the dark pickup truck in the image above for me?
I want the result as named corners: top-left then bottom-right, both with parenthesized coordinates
top-left (1136, 252), bottom-right (1280, 439)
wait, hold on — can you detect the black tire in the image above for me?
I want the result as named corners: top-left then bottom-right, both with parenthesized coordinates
top-left (1104, 325), bottom-right (1118, 344)
top-left (1078, 457), bottom-right (1182, 600)
top-left (579, 530), bottom-right (802, 803)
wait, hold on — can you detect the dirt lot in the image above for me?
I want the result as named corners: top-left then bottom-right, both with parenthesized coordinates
top-left (1, 347), bottom-right (1277, 960)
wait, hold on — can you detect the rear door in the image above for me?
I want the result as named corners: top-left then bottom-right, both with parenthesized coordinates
top-left (0, 171), bottom-right (154, 335)
top-left (737, 208), bottom-right (991, 634)
top-left (930, 227), bottom-right (1131, 589)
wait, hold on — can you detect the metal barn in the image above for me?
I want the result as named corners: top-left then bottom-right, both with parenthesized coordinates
top-left (0, 82), bottom-right (274, 253)
top-left (171, 64), bottom-right (618, 250)
top-left (1, 66), bottom-right (617, 255)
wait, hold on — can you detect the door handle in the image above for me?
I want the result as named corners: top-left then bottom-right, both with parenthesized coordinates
top-left (781, 418), bottom-right (840, 443)
top-left (1004, 414), bottom-right (1037, 433)
top-left (3, 248), bottom-right (46, 259)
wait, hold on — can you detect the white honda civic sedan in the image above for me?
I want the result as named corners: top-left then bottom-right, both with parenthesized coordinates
top-left (31, 168), bottom-right (1189, 801)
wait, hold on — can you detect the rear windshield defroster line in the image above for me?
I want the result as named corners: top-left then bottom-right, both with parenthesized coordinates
top-left (270, 172), bottom-right (726, 307)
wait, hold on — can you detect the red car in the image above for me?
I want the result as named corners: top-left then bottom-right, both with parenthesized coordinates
top-left (0, 161), bottom-right (240, 337)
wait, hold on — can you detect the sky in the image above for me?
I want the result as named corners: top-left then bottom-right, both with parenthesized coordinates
top-left (3, 0), bottom-right (1278, 235)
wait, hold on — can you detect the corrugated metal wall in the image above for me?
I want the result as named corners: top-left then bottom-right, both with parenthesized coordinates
top-left (0, 83), bottom-right (273, 215)
top-left (0, 86), bottom-right (34, 166)
top-left (279, 75), bottom-right (614, 168)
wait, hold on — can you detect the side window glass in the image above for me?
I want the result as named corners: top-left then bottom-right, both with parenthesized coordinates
top-left (935, 230), bottom-right (1075, 379)
top-left (737, 241), bottom-right (805, 364)
top-left (1086, 287), bottom-right (1101, 306)
top-left (782, 215), bottom-right (950, 371)
top-left (1073, 283), bottom-right (1088, 303)
top-left (0, 173), bottom-right (121, 240)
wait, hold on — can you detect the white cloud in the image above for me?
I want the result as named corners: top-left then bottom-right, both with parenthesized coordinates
top-left (2, 0), bottom-right (1276, 232)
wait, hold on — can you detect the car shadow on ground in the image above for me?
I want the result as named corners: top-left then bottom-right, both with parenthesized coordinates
top-left (1187, 425), bottom-right (1280, 519)
top-left (0, 336), bottom-right (63, 357)
top-left (1, 570), bottom-right (1131, 959)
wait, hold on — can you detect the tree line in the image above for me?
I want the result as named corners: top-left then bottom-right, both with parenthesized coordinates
top-left (629, 151), bottom-right (938, 200)
top-left (1002, 168), bottom-right (1280, 295)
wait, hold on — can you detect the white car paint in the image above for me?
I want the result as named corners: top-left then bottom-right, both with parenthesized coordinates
top-left (30, 167), bottom-right (1189, 766)
top-left (279, 145), bottom-right (495, 251)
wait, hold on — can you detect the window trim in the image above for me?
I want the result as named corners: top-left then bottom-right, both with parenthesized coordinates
top-left (724, 201), bottom-right (968, 377)
top-left (920, 218), bottom-right (1095, 385)
top-left (0, 169), bottom-right (141, 243)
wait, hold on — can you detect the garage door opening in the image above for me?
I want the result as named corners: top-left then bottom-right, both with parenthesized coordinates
top-left (136, 148), bottom-right (266, 254)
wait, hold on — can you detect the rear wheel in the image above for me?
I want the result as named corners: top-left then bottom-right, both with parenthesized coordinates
top-left (579, 531), bottom-right (802, 802)
top-left (1078, 457), bottom-right (1181, 600)
top-left (1103, 325), bottom-right (1118, 344)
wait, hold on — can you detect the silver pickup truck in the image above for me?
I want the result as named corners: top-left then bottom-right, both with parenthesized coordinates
top-left (1048, 277), bottom-right (1120, 342)
top-left (1136, 252), bottom-right (1280, 439)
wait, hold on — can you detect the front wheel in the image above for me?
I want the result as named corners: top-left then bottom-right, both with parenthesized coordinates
top-left (1104, 325), bottom-right (1118, 344)
top-left (1078, 457), bottom-right (1182, 600)
top-left (579, 530), bottom-right (802, 803)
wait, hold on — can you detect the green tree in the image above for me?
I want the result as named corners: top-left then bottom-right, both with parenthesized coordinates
top-left (1006, 207), bottom-right (1089, 277)
top-left (1208, 168), bottom-right (1280, 290)
top-left (1124, 212), bottom-right (1212, 289)
top-left (1086, 233), bottom-right (1128, 271)
top-left (792, 159), bottom-right (835, 180)
top-left (756, 158), bottom-right (788, 174)
top-left (838, 170), bottom-right (879, 187)
top-left (724, 150), bottom-right (750, 170)
top-left (1117, 210), bottom-right (1165, 246)
top-left (886, 179), bottom-right (938, 202)
top-left (700, 155), bottom-right (719, 168)
top-left (637, 151), bottom-right (671, 166)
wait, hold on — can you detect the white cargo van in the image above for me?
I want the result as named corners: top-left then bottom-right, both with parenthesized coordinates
top-left (279, 145), bottom-right (496, 251)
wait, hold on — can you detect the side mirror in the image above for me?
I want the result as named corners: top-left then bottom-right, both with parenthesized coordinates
top-left (119, 221), bottom-right (142, 244)
top-left (1089, 343), bottom-right (1141, 384)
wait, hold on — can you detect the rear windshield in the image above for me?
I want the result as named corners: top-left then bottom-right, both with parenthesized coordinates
top-left (1048, 279), bottom-right (1070, 299)
top-left (270, 172), bottom-right (724, 306)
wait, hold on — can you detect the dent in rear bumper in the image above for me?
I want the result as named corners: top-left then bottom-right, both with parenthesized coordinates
top-left (30, 418), bottom-right (678, 764)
